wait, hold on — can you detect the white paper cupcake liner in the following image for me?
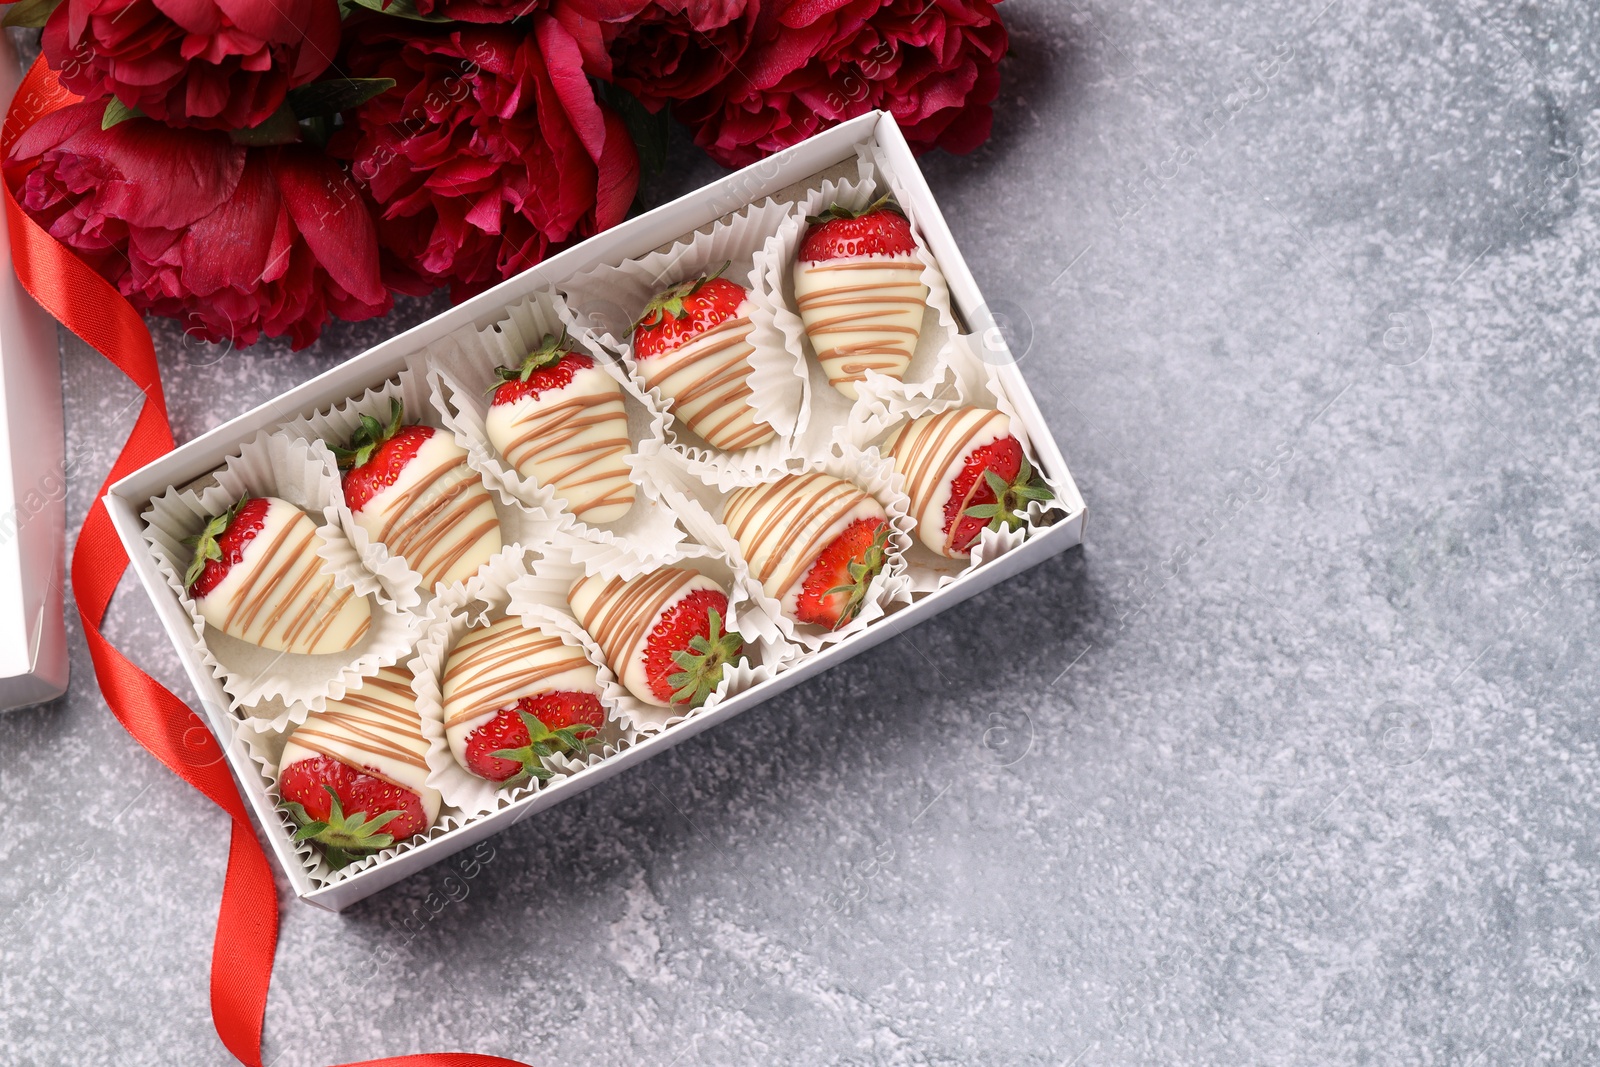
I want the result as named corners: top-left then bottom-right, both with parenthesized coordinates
top-left (236, 712), bottom-right (473, 887)
top-left (857, 364), bottom-right (1072, 595)
top-left (559, 196), bottom-right (808, 490)
top-left (423, 288), bottom-right (690, 576)
top-left (638, 442), bottom-right (915, 654)
top-left (759, 161), bottom-right (963, 459)
top-left (507, 534), bottom-right (791, 736)
top-left (411, 548), bottom-right (634, 815)
top-left (141, 431), bottom-right (423, 730)
top-left (277, 365), bottom-right (563, 610)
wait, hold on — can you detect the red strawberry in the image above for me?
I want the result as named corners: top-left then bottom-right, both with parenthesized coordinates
top-left (279, 755), bottom-right (427, 869)
top-left (632, 267), bottom-right (748, 360)
top-left (462, 693), bottom-right (605, 785)
top-left (331, 399), bottom-right (437, 513)
top-left (794, 517), bottom-right (891, 629)
top-left (490, 329), bottom-right (595, 407)
top-left (798, 197), bottom-right (918, 263)
top-left (641, 588), bottom-right (744, 706)
top-left (947, 435), bottom-right (1052, 554)
top-left (184, 495), bottom-right (270, 599)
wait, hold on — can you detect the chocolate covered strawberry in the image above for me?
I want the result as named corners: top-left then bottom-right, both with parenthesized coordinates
top-left (278, 667), bottom-right (441, 869)
top-left (884, 408), bottom-right (1053, 558)
top-left (631, 266), bottom-right (776, 451)
top-left (184, 494), bottom-right (371, 655)
top-left (568, 566), bottom-right (747, 708)
top-left (723, 472), bottom-right (892, 629)
top-left (442, 616), bottom-right (604, 786)
top-left (333, 399), bottom-right (502, 591)
top-left (793, 196), bottom-right (930, 400)
top-left (485, 329), bottom-right (636, 525)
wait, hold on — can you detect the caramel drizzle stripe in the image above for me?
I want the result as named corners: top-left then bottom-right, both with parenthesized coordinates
top-left (576, 569), bottom-right (699, 676)
top-left (502, 393), bottom-right (629, 475)
top-left (378, 467), bottom-right (490, 572)
top-left (371, 459), bottom-right (461, 542)
top-left (729, 476), bottom-right (871, 595)
top-left (245, 533), bottom-right (326, 645)
top-left (335, 689), bottom-right (422, 726)
top-left (898, 411), bottom-right (1004, 553)
top-left (293, 710), bottom-right (429, 771)
top-left (391, 496), bottom-right (497, 584)
top-left (643, 317), bottom-right (768, 447)
top-left (298, 586), bottom-right (357, 651)
top-left (442, 631), bottom-right (590, 729)
top-left (801, 259), bottom-right (920, 273)
top-left (221, 519), bottom-right (304, 635)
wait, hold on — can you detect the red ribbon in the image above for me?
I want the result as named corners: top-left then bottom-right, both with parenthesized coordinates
top-left (3, 58), bottom-right (531, 1067)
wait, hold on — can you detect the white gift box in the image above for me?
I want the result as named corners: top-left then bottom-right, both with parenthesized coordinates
top-left (0, 34), bottom-right (68, 713)
top-left (102, 112), bottom-right (1087, 911)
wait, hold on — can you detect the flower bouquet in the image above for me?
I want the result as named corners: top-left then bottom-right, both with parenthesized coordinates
top-left (0, 0), bottom-right (1009, 350)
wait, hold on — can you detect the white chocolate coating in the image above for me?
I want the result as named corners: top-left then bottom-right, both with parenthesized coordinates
top-left (723, 472), bottom-right (888, 620)
top-left (794, 253), bottom-right (928, 400)
top-left (568, 567), bottom-right (724, 707)
top-left (638, 297), bottom-right (776, 451)
top-left (279, 666), bottom-right (442, 828)
top-left (195, 496), bottom-right (370, 655)
top-left (351, 431), bottom-right (502, 590)
top-left (485, 362), bottom-right (636, 524)
top-left (884, 407), bottom-right (1012, 558)
top-left (441, 616), bottom-right (600, 774)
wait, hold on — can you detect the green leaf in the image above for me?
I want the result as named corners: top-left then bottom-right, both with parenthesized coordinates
top-left (342, 0), bottom-right (450, 21)
top-left (292, 821), bottom-right (329, 842)
top-left (286, 77), bottom-right (396, 120)
top-left (964, 504), bottom-right (1002, 519)
top-left (101, 98), bottom-right (142, 130)
top-left (2, 0), bottom-right (64, 28)
top-left (229, 105), bottom-right (302, 146)
top-left (599, 83), bottom-right (669, 182)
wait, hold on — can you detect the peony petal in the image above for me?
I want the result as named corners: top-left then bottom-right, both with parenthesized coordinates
top-left (73, 119), bottom-right (245, 230)
top-left (592, 103), bottom-right (637, 231)
top-left (176, 152), bottom-right (278, 294)
top-left (270, 147), bottom-right (387, 305)
top-left (533, 14), bottom-right (608, 162)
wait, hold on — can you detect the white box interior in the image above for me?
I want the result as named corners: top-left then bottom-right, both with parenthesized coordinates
top-left (104, 112), bottom-right (1086, 911)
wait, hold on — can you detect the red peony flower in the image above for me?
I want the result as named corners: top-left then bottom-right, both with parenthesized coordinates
top-left (41, 0), bottom-right (341, 131)
top-left (330, 18), bottom-right (639, 300)
top-left (552, 0), bottom-right (759, 111)
top-left (675, 0), bottom-right (1007, 168)
top-left (5, 102), bottom-right (392, 349)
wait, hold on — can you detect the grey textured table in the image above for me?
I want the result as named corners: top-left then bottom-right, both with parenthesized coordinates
top-left (7, 0), bottom-right (1600, 1062)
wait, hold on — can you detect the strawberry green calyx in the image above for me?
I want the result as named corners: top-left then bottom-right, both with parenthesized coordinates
top-left (182, 494), bottom-right (250, 588)
top-left (281, 786), bottom-right (402, 870)
top-left (330, 398), bottom-right (405, 471)
top-left (489, 709), bottom-right (600, 789)
top-left (667, 608), bottom-right (745, 708)
top-left (964, 454), bottom-right (1053, 533)
top-left (804, 193), bottom-right (903, 227)
top-left (634, 260), bottom-right (732, 330)
top-left (493, 328), bottom-right (573, 389)
top-left (823, 523), bottom-right (892, 630)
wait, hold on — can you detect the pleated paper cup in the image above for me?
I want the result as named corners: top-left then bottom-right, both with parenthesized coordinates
top-left (277, 364), bottom-right (563, 610)
top-left (141, 431), bottom-right (421, 731)
top-left (237, 710), bottom-right (478, 887)
top-left (858, 365), bottom-right (1073, 595)
top-left (757, 149), bottom-right (963, 458)
top-left (638, 440), bottom-right (915, 653)
top-left (560, 196), bottom-right (808, 491)
top-left (507, 532), bottom-right (791, 736)
top-left (424, 287), bottom-right (689, 576)
top-left (411, 548), bottom-right (634, 816)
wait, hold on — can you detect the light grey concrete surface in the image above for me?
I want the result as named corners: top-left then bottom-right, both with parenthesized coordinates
top-left (7, 0), bottom-right (1600, 1062)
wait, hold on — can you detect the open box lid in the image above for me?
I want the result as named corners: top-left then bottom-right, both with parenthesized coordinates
top-left (0, 32), bottom-right (68, 713)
